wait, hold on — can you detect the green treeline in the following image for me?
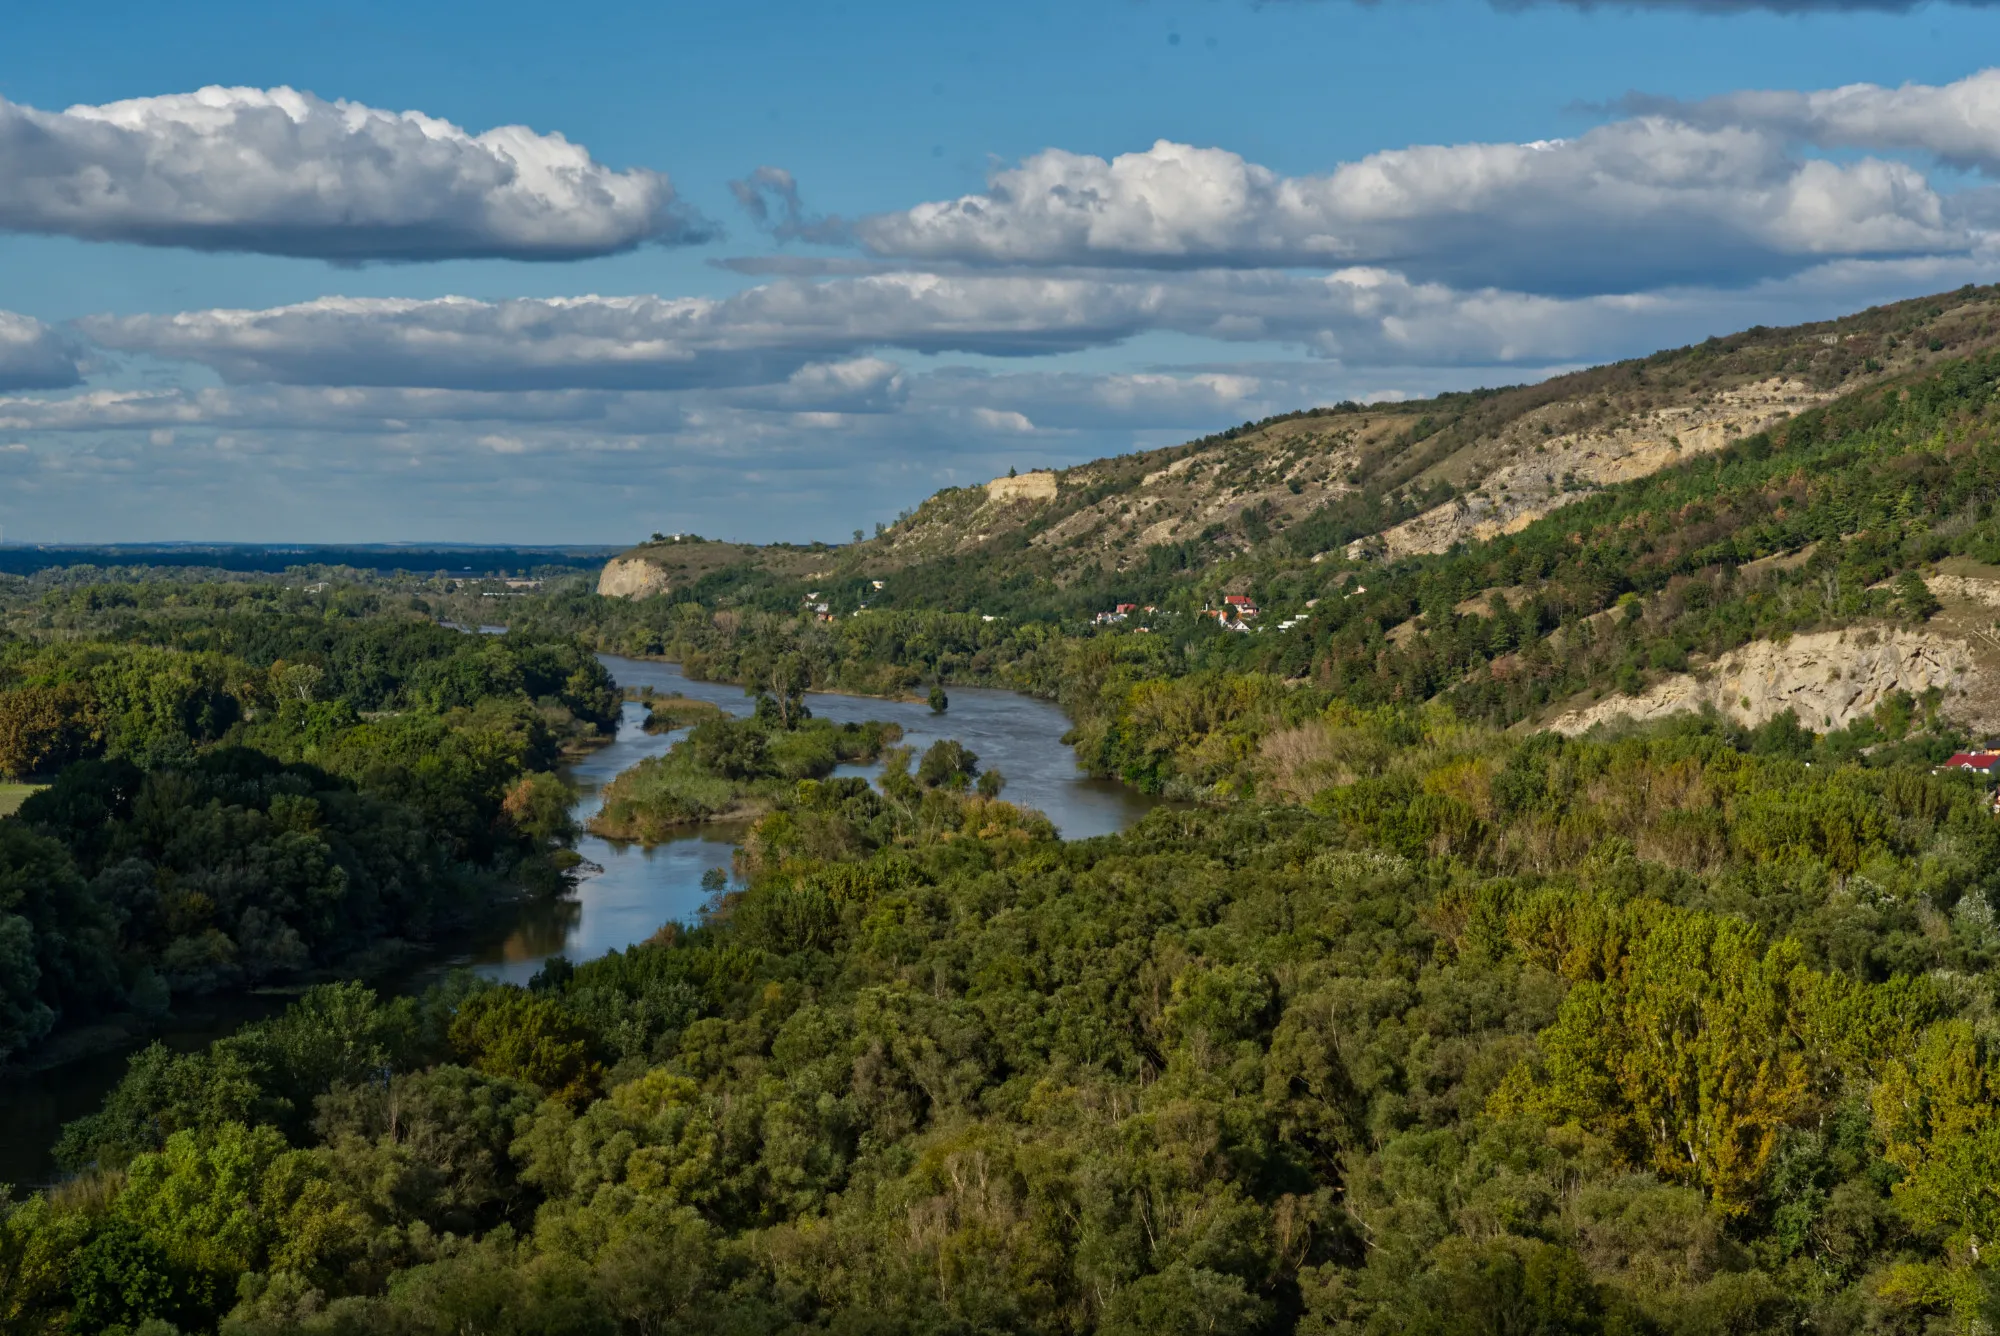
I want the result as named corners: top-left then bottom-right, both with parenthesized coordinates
top-left (11, 717), bottom-right (2000, 1333)
top-left (2, 588), bottom-right (619, 777)
top-left (28, 333), bottom-right (2000, 1334)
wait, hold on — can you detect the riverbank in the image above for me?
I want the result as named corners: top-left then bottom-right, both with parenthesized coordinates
top-left (604, 650), bottom-right (1049, 708)
top-left (471, 656), bottom-right (1159, 987)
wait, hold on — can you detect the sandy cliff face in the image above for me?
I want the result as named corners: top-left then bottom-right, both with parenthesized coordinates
top-left (985, 471), bottom-right (1059, 504)
top-left (1355, 379), bottom-right (1834, 560)
top-left (1548, 628), bottom-right (1987, 735)
top-left (598, 557), bottom-right (672, 599)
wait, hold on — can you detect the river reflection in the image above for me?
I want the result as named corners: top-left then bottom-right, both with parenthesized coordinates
top-left (468, 655), bottom-right (1153, 983)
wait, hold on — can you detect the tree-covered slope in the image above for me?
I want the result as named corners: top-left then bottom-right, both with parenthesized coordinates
top-left (541, 330), bottom-right (2000, 811)
top-left (599, 282), bottom-right (2000, 614)
top-left (31, 295), bottom-right (2000, 1336)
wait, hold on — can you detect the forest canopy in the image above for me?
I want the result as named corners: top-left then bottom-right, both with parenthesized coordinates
top-left (10, 708), bottom-right (2000, 1334)
top-left (24, 342), bottom-right (2000, 1333)
top-left (0, 599), bottom-right (616, 1064)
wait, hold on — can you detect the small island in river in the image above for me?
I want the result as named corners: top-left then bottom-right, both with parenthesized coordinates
top-left (590, 701), bottom-right (904, 841)
top-left (630, 688), bottom-right (731, 732)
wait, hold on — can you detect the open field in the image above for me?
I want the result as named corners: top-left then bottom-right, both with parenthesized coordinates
top-left (0, 783), bottom-right (42, 817)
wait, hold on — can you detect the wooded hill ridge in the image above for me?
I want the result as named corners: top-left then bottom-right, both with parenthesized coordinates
top-left (605, 283), bottom-right (2000, 609)
top-left (565, 282), bottom-right (2000, 753)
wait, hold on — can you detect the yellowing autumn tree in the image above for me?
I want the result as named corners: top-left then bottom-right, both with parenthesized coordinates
top-left (1498, 897), bottom-right (1933, 1216)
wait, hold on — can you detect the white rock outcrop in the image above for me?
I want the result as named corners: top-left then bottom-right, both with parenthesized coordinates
top-left (1549, 628), bottom-right (1980, 734)
top-left (1927, 574), bottom-right (2000, 610)
top-left (597, 557), bottom-right (672, 599)
top-left (1354, 378), bottom-right (1832, 562)
top-left (985, 471), bottom-right (1058, 504)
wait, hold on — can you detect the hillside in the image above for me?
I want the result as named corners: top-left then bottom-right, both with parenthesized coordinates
top-left (887, 285), bottom-right (2000, 573)
top-left (599, 284), bottom-right (2000, 607)
top-left (595, 532), bottom-right (852, 600)
top-left (568, 281), bottom-right (2000, 752)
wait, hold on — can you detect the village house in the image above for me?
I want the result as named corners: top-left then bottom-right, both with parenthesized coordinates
top-left (1201, 606), bottom-right (1253, 633)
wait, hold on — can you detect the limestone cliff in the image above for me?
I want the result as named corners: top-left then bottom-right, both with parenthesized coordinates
top-left (1353, 378), bottom-right (1833, 561)
top-left (1548, 628), bottom-right (1988, 735)
top-left (598, 557), bottom-right (672, 599)
top-left (985, 471), bottom-right (1058, 504)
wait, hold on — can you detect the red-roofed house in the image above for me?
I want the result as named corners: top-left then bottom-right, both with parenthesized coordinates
top-left (1941, 752), bottom-right (2000, 776)
top-left (1222, 594), bottom-right (1259, 619)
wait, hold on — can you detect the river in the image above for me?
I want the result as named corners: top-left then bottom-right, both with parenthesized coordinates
top-left (467, 655), bottom-right (1153, 984)
top-left (0, 656), bottom-right (1149, 1184)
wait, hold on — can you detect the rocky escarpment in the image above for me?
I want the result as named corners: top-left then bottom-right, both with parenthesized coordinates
top-left (1355, 378), bottom-right (1834, 561)
top-left (598, 557), bottom-right (672, 599)
top-left (1548, 627), bottom-right (1991, 735)
top-left (985, 470), bottom-right (1059, 504)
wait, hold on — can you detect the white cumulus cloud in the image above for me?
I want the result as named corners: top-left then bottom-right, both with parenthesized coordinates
top-left (76, 280), bottom-right (1165, 389)
top-left (0, 85), bottom-right (706, 261)
top-left (1634, 68), bottom-right (2000, 177)
top-left (969, 407), bottom-right (1037, 433)
top-left (70, 253), bottom-right (2000, 411)
top-left (854, 125), bottom-right (1963, 294)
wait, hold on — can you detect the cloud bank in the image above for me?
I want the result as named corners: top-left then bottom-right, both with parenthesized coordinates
top-left (74, 270), bottom-right (1712, 392)
top-left (22, 66), bottom-right (2000, 540)
top-left (853, 126), bottom-right (1960, 294)
top-left (0, 312), bottom-right (81, 390)
top-left (0, 86), bottom-right (707, 261)
top-left (1631, 69), bottom-right (2000, 175)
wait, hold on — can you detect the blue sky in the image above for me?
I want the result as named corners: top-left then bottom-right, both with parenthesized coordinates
top-left (6, 0), bottom-right (2000, 544)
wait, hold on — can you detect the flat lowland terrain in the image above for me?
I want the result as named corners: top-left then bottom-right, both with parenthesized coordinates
top-left (0, 783), bottom-right (42, 817)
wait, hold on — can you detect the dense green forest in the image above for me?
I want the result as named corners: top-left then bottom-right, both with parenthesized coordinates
top-left (24, 338), bottom-right (2000, 1333)
top-left (11, 713), bottom-right (2000, 1333)
top-left (0, 589), bottom-right (617, 1064)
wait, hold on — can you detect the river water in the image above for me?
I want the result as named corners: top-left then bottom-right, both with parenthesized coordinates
top-left (467, 655), bottom-right (1152, 984)
top-left (0, 656), bottom-right (1149, 1183)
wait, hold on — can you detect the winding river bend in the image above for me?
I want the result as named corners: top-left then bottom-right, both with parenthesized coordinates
top-left (0, 656), bottom-right (1149, 1183)
top-left (468, 655), bottom-right (1154, 984)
